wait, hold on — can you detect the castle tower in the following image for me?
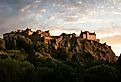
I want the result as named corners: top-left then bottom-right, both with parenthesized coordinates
top-left (80, 31), bottom-right (99, 42)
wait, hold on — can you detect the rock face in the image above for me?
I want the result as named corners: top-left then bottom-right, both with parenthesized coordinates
top-left (3, 28), bottom-right (116, 62)
top-left (50, 35), bottom-right (116, 62)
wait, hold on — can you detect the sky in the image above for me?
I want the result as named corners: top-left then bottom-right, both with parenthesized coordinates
top-left (0, 0), bottom-right (121, 56)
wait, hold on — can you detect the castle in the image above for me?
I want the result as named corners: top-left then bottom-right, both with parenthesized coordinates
top-left (80, 31), bottom-right (100, 42)
top-left (3, 28), bottom-right (100, 46)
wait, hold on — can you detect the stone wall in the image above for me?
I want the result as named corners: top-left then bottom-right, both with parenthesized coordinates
top-left (80, 31), bottom-right (98, 42)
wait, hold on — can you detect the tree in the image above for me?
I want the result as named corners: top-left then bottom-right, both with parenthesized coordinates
top-left (4, 35), bottom-right (17, 50)
top-left (16, 35), bottom-right (33, 53)
top-left (54, 48), bottom-right (68, 61)
top-left (0, 38), bottom-right (5, 50)
top-left (83, 64), bottom-right (120, 82)
top-left (117, 54), bottom-right (121, 66)
top-left (0, 59), bottom-right (36, 82)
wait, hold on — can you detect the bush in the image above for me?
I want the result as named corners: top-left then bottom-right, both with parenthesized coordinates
top-left (83, 64), bottom-right (120, 82)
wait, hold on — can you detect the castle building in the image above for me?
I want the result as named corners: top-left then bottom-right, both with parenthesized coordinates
top-left (3, 28), bottom-right (100, 45)
top-left (42, 36), bottom-right (52, 45)
top-left (40, 31), bottom-right (50, 37)
top-left (80, 31), bottom-right (99, 42)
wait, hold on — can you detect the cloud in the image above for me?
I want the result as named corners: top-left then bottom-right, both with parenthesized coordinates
top-left (95, 27), bottom-right (121, 38)
top-left (100, 35), bottom-right (121, 56)
top-left (100, 35), bottom-right (121, 45)
top-left (98, 27), bottom-right (121, 56)
top-left (0, 0), bottom-right (121, 32)
top-left (111, 44), bottom-right (121, 56)
top-left (0, 0), bottom-right (118, 27)
top-left (20, 5), bottom-right (32, 12)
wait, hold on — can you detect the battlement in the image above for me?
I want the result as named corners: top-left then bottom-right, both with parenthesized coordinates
top-left (3, 28), bottom-right (100, 45)
top-left (80, 31), bottom-right (99, 42)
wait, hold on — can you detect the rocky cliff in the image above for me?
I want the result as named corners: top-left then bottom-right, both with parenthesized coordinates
top-left (3, 29), bottom-right (116, 62)
top-left (49, 35), bottom-right (116, 62)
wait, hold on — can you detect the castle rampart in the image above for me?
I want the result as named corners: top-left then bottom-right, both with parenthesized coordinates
top-left (3, 28), bottom-right (100, 45)
top-left (80, 31), bottom-right (99, 42)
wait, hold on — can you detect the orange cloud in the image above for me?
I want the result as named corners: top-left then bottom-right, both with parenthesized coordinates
top-left (100, 35), bottom-right (121, 45)
top-left (100, 35), bottom-right (121, 56)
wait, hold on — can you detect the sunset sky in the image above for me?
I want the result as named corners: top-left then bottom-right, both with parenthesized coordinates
top-left (0, 0), bottom-right (121, 56)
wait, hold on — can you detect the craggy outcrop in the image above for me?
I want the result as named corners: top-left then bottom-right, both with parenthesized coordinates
top-left (50, 35), bottom-right (116, 62)
top-left (3, 28), bottom-right (116, 62)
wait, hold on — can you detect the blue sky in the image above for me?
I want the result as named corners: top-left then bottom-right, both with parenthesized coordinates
top-left (0, 0), bottom-right (121, 55)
